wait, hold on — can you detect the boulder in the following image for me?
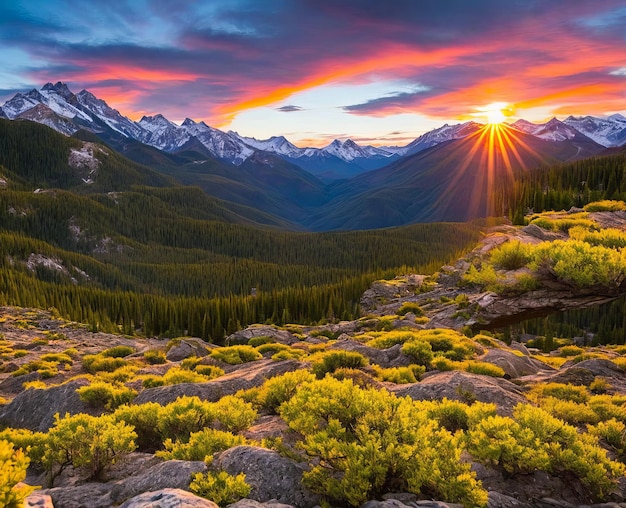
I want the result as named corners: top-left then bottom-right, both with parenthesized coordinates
top-left (548, 359), bottom-right (626, 391)
top-left (43, 483), bottom-right (113, 508)
top-left (24, 492), bottom-right (54, 508)
top-left (0, 371), bottom-right (41, 395)
top-left (212, 446), bottom-right (319, 508)
top-left (225, 326), bottom-right (298, 346)
top-left (360, 275), bottom-right (426, 313)
top-left (134, 360), bottom-right (303, 406)
top-left (480, 349), bottom-right (554, 378)
top-left (166, 338), bottom-right (210, 362)
top-left (227, 500), bottom-right (295, 508)
top-left (389, 371), bottom-right (527, 415)
top-left (487, 492), bottom-right (533, 508)
top-left (118, 488), bottom-right (218, 508)
top-left (0, 379), bottom-right (100, 431)
top-left (363, 499), bottom-right (464, 508)
top-left (327, 339), bottom-right (411, 368)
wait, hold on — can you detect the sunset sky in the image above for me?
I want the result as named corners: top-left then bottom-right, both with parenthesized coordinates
top-left (1, 0), bottom-right (625, 147)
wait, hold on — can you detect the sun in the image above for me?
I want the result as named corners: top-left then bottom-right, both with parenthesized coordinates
top-left (484, 102), bottom-right (507, 124)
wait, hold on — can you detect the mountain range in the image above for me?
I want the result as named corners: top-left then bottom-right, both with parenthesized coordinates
top-left (1, 81), bottom-right (625, 229)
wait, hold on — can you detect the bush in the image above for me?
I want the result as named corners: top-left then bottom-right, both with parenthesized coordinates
top-left (157, 428), bottom-right (247, 461)
top-left (142, 366), bottom-right (216, 387)
top-left (397, 302), bottom-right (424, 316)
top-left (194, 365), bottom-right (224, 378)
top-left (144, 350), bottom-right (167, 365)
top-left (373, 365), bottom-right (425, 384)
top-left (82, 354), bottom-right (127, 374)
top-left (95, 365), bottom-right (139, 384)
top-left (490, 240), bottom-right (534, 270)
top-left (588, 419), bottom-right (626, 460)
top-left (366, 331), bottom-right (417, 349)
top-left (463, 361), bottom-right (505, 378)
top-left (210, 345), bottom-right (262, 365)
top-left (258, 370), bottom-right (316, 413)
top-left (583, 200), bottom-right (626, 212)
top-left (271, 348), bottom-right (307, 361)
top-left (0, 428), bottom-right (47, 466)
top-left (559, 345), bottom-right (584, 357)
top-left (531, 382), bottom-right (589, 403)
top-left (43, 413), bottom-right (136, 485)
top-left (101, 345), bottom-right (135, 358)
top-left (77, 381), bottom-right (137, 410)
top-left (279, 377), bottom-right (488, 507)
top-left (40, 353), bottom-right (73, 365)
top-left (463, 264), bottom-right (501, 290)
top-left (212, 395), bottom-right (257, 433)
top-left (256, 342), bottom-right (289, 355)
top-left (113, 402), bottom-right (162, 452)
top-left (0, 440), bottom-right (36, 508)
top-left (248, 336), bottom-right (275, 347)
top-left (190, 470), bottom-right (251, 506)
top-left (401, 340), bottom-right (433, 367)
top-left (424, 399), bottom-right (471, 433)
top-left (156, 396), bottom-right (215, 443)
top-left (569, 226), bottom-right (626, 249)
top-left (311, 350), bottom-right (368, 379)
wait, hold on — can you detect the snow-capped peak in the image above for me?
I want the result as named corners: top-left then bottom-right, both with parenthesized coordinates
top-left (321, 139), bottom-right (394, 161)
top-left (563, 115), bottom-right (626, 147)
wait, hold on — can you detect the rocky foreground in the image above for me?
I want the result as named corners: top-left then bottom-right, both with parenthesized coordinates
top-left (2, 212), bottom-right (626, 508)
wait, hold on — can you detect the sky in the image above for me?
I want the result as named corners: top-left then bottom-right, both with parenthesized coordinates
top-left (0, 0), bottom-right (625, 147)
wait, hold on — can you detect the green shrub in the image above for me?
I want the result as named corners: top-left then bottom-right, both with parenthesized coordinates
top-left (77, 381), bottom-right (137, 410)
top-left (43, 413), bottom-right (136, 485)
top-left (101, 345), bottom-right (135, 358)
top-left (113, 402), bottom-right (162, 452)
top-left (157, 428), bottom-right (247, 461)
top-left (210, 345), bottom-right (262, 365)
top-left (590, 377), bottom-right (611, 394)
top-left (258, 370), bottom-right (316, 413)
top-left (559, 345), bottom-right (584, 357)
top-left (82, 354), bottom-right (127, 374)
top-left (463, 361), bottom-right (505, 378)
top-left (468, 404), bottom-right (625, 501)
top-left (279, 377), bottom-right (487, 507)
top-left (401, 340), bottom-right (434, 367)
top-left (96, 365), bottom-right (139, 384)
top-left (583, 200), bottom-right (626, 212)
top-left (156, 396), bottom-right (215, 443)
top-left (248, 336), bottom-right (275, 347)
top-left (271, 348), bottom-right (307, 361)
top-left (538, 397), bottom-right (599, 425)
top-left (190, 470), bottom-right (251, 506)
top-left (366, 331), bottom-right (417, 349)
top-left (397, 302), bottom-right (424, 316)
top-left (40, 353), bottom-right (73, 365)
top-left (311, 350), bottom-right (368, 379)
top-left (588, 419), bottom-right (626, 460)
top-left (0, 440), bottom-right (36, 507)
top-left (569, 226), bottom-right (626, 249)
top-left (12, 350), bottom-right (28, 359)
top-left (180, 356), bottom-right (203, 370)
top-left (144, 350), bottom-right (167, 365)
top-left (194, 365), bottom-right (224, 378)
top-left (424, 399), bottom-right (471, 433)
top-left (373, 365), bottom-right (425, 384)
top-left (463, 264), bottom-right (501, 290)
top-left (0, 428), bottom-right (47, 466)
top-left (432, 357), bottom-right (457, 371)
top-left (212, 395), bottom-right (258, 433)
top-left (490, 240), bottom-right (534, 270)
top-left (532, 382), bottom-right (589, 403)
top-left (256, 343), bottom-right (289, 355)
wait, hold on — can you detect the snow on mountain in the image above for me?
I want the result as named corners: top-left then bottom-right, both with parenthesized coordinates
top-left (390, 122), bottom-right (482, 157)
top-left (181, 119), bottom-right (254, 164)
top-left (1, 90), bottom-right (45, 119)
top-left (76, 90), bottom-right (147, 139)
top-left (511, 117), bottom-right (579, 142)
top-left (37, 82), bottom-right (93, 123)
top-left (137, 114), bottom-right (191, 152)
top-left (320, 139), bottom-right (395, 162)
top-left (16, 104), bottom-right (79, 136)
top-left (236, 134), bottom-right (303, 158)
top-left (563, 115), bottom-right (626, 147)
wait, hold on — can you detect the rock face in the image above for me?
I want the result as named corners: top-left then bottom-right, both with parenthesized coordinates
top-left (327, 339), bottom-right (411, 368)
top-left (166, 338), bottom-right (211, 362)
top-left (390, 371), bottom-right (528, 415)
top-left (480, 349), bottom-right (555, 378)
top-left (118, 488), bottom-right (218, 508)
top-left (212, 446), bottom-right (319, 508)
top-left (225, 325), bottom-right (298, 346)
top-left (360, 275), bottom-right (427, 314)
top-left (0, 379), bottom-right (99, 431)
top-left (134, 359), bottom-right (303, 405)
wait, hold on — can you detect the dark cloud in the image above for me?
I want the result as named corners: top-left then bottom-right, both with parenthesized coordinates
top-left (344, 89), bottom-right (433, 115)
top-left (276, 105), bottom-right (304, 112)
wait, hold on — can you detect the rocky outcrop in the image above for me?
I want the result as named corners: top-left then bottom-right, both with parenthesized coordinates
top-left (24, 493), bottom-right (54, 508)
top-left (0, 379), bottom-right (100, 431)
top-left (362, 500), bottom-right (464, 508)
top-left (327, 339), bottom-right (411, 368)
top-left (390, 371), bottom-right (527, 415)
top-left (134, 359), bottom-right (303, 405)
top-left (225, 325), bottom-right (298, 346)
top-left (480, 349), bottom-right (555, 378)
top-left (227, 500), bottom-right (296, 508)
top-left (119, 489), bottom-right (218, 508)
top-left (212, 446), bottom-right (319, 508)
top-left (166, 338), bottom-right (211, 361)
top-left (360, 275), bottom-right (427, 314)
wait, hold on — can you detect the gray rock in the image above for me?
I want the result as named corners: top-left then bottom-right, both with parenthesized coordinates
top-left (227, 500), bottom-right (295, 508)
top-left (213, 446), bottom-right (319, 508)
top-left (0, 379), bottom-right (100, 431)
top-left (134, 359), bottom-right (303, 406)
top-left (24, 492), bottom-right (54, 508)
top-left (166, 338), bottom-right (210, 362)
top-left (487, 492), bottom-right (533, 508)
top-left (0, 371), bottom-right (41, 394)
top-left (362, 499), bottom-right (463, 508)
top-left (109, 460), bottom-right (206, 503)
top-left (225, 326), bottom-right (298, 346)
top-left (327, 339), bottom-right (411, 368)
top-left (118, 488), bottom-right (218, 508)
top-left (481, 349), bottom-right (554, 378)
top-left (389, 370), bottom-right (527, 415)
top-left (43, 483), bottom-right (113, 508)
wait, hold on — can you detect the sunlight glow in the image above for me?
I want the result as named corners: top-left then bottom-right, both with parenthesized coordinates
top-left (482, 102), bottom-right (510, 124)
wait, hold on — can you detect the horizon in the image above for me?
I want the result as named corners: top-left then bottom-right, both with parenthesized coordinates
top-left (1, 0), bottom-right (624, 147)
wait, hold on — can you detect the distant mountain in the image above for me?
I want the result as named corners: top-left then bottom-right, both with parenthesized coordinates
top-left (563, 114), bottom-right (626, 147)
top-left (303, 124), bottom-right (607, 230)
